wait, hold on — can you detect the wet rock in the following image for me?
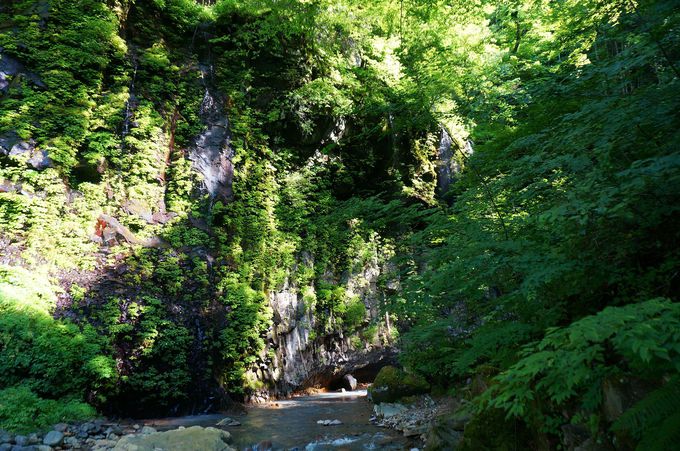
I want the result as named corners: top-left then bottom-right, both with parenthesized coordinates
top-left (42, 431), bottom-right (63, 447)
top-left (215, 418), bottom-right (241, 427)
top-left (139, 426), bottom-right (156, 435)
top-left (316, 419), bottom-right (342, 426)
top-left (0, 445), bottom-right (10, 451)
top-left (113, 426), bottom-right (234, 451)
top-left (13, 437), bottom-right (28, 447)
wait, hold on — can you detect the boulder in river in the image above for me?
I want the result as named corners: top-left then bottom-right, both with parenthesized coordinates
top-left (216, 417), bottom-right (241, 427)
top-left (316, 419), bottom-right (343, 426)
top-left (113, 426), bottom-right (234, 451)
top-left (367, 366), bottom-right (429, 403)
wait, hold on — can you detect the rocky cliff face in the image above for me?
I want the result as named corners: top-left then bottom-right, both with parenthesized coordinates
top-left (246, 256), bottom-right (397, 402)
top-left (0, 0), bottom-right (416, 420)
top-left (189, 64), bottom-right (234, 204)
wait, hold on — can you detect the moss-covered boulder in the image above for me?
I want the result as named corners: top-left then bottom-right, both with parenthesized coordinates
top-left (368, 366), bottom-right (429, 403)
top-left (113, 426), bottom-right (235, 451)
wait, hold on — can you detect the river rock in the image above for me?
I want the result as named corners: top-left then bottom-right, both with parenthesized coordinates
top-left (215, 418), bottom-right (241, 427)
top-left (316, 419), bottom-right (342, 426)
top-left (139, 426), bottom-right (156, 435)
top-left (63, 436), bottom-right (81, 448)
top-left (52, 424), bottom-right (68, 433)
top-left (43, 431), bottom-right (63, 447)
top-left (113, 426), bottom-right (234, 451)
top-left (0, 445), bottom-right (10, 451)
top-left (107, 425), bottom-right (123, 435)
top-left (0, 431), bottom-right (12, 444)
top-left (80, 423), bottom-right (96, 435)
top-left (373, 403), bottom-right (407, 419)
top-left (13, 437), bottom-right (28, 447)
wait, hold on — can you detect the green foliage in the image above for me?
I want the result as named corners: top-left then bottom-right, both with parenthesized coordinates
top-left (0, 266), bottom-right (110, 431)
top-left (218, 279), bottom-right (272, 394)
top-left (482, 299), bottom-right (680, 440)
top-left (613, 377), bottom-right (680, 450)
top-left (401, 319), bottom-right (536, 386)
top-left (0, 385), bottom-right (96, 434)
top-left (458, 407), bottom-right (530, 451)
top-left (0, 0), bottom-right (677, 443)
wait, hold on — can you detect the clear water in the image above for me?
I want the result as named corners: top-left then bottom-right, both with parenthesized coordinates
top-left (145, 391), bottom-right (411, 450)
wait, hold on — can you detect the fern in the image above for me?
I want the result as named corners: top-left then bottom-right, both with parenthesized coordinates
top-left (612, 377), bottom-right (680, 444)
top-left (482, 299), bottom-right (680, 441)
top-left (636, 411), bottom-right (680, 451)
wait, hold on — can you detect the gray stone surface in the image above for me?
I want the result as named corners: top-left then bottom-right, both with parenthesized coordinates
top-left (374, 403), bottom-right (408, 419)
top-left (42, 431), bottom-right (63, 447)
top-left (113, 426), bottom-right (234, 451)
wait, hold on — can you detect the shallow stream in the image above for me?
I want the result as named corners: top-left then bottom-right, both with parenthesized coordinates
top-left (144, 390), bottom-right (411, 450)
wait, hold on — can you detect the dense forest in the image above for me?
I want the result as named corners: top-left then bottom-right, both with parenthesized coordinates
top-left (0, 0), bottom-right (679, 449)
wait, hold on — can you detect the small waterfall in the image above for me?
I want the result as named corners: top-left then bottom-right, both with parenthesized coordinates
top-left (121, 61), bottom-right (138, 151)
top-left (436, 128), bottom-right (454, 195)
top-left (436, 127), bottom-right (474, 197)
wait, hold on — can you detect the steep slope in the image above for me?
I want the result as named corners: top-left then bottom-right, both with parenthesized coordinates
top-left (0, 0), bottom-right (448, 420)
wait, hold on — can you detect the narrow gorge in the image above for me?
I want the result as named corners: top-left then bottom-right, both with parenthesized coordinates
top-left (1, 0), bottom-right (679, 450)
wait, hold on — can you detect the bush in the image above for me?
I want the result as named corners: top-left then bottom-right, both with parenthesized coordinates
top-left (481, 298), bottom-right (680, 446)
top-left (0, 386), bottom-right (96, 434)
top-left (339, 296), bottom-right (367, 332)
top-left (0, 266), bottom-right (113, 431)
